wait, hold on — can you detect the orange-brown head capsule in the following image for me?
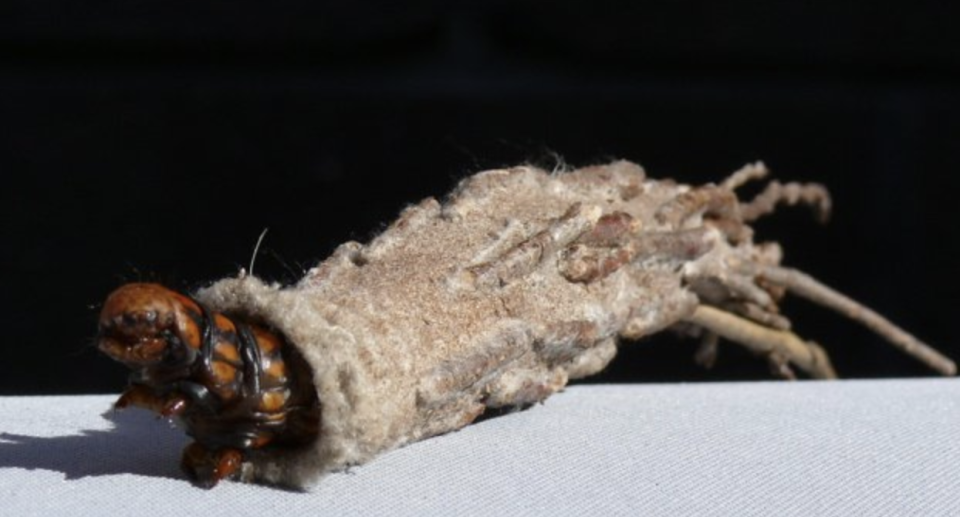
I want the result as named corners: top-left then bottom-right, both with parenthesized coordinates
top-left (97, 283), bottom-right (204, 369)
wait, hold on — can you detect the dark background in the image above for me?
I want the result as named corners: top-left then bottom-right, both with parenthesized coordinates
top-left (3, 2), bottom-right (959, 394)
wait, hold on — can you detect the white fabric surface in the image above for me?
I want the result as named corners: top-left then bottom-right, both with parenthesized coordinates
top-left (1, 380), bottom-right (958, 516)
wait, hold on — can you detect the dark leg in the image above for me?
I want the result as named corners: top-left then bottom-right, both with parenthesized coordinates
top-left (115, 385), bottom-right (188, 418)
top-left (180, 442), bottom-right (244, 488)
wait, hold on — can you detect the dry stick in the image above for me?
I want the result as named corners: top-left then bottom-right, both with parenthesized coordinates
top-left (724, 300), bottom-right (793, 330)
top-left (740, 181), bottom-right (832, 223)
top-left (758, 265), bottom-right (957, 376)
top-left (694, 331), bottom-right (720, 369)
top-left (721, 161), bottom-right (769, 190)
top-left (685, 305), bottom-right (838, 379)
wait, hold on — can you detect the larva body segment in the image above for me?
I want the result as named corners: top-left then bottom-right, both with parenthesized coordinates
top-left (103, 160), bottom-right (954, 488)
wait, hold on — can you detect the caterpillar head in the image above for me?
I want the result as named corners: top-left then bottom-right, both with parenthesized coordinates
top-left (97, 283), bottom-right (203, 369)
